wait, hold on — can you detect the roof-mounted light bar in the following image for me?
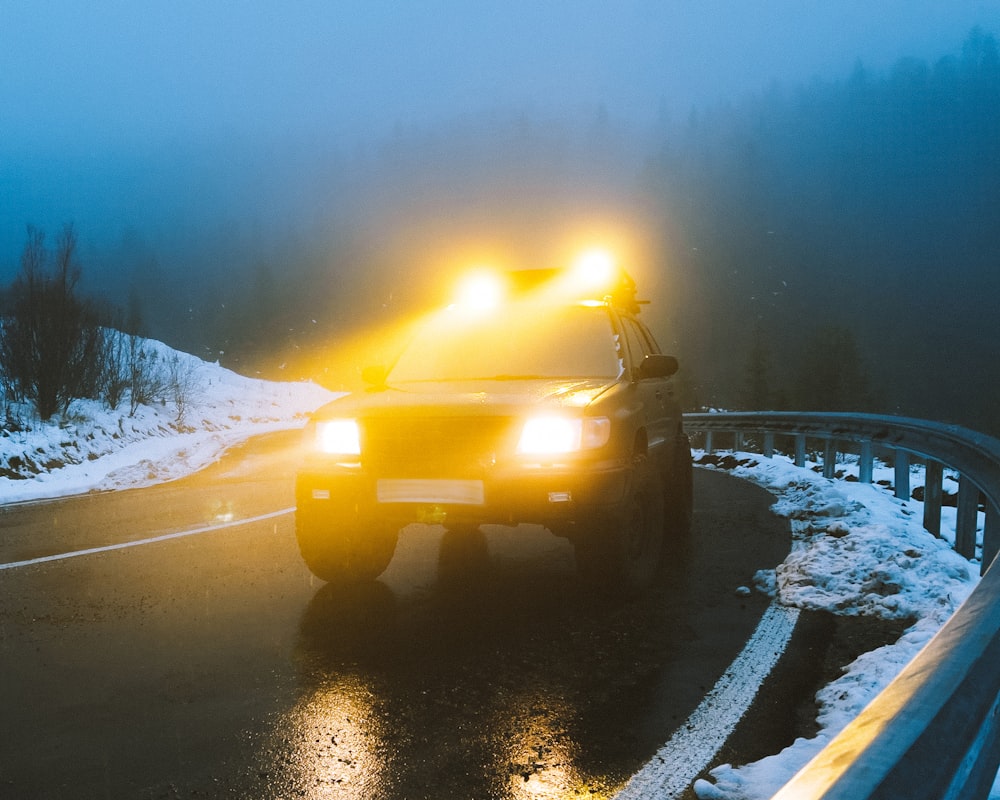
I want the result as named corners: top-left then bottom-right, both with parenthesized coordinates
top-left (451, 269), bottom-right (508, 312)
top-left (450, 249), bottom-right (643, 313)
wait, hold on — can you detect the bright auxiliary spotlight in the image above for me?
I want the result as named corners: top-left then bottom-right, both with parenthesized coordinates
top-left (572, 248), bottom-right (618, 294)
top-left (453, 269), bottom-right (506, 312)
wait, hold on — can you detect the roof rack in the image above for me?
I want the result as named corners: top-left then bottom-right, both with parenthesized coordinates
top-left (505, 267), bottom-right (645, 314)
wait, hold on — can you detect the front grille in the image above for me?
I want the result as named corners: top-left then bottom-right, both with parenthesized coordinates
top-left (361, 416), bottom-right (515, 477)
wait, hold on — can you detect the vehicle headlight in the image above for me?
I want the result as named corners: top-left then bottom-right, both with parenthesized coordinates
top-left (516, 416), bottom-right (610, 455)
top-left (314, 419), bottom-right (361, 455)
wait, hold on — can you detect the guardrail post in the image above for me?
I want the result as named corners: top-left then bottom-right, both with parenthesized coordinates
top-left (859, 440), bottom-right (874, 484)
top-left (983, 503), bottom-right (1000, 576)
top-left (895, 451), bottom-right (911, 501)
top-left (763, 432), bottom-right (774, 458)
top-left (735, 432), bottom-right (744, 452)
top-left (823, 440), bottom-right (837, 479)
top-left (704, 431), bottom-right (713, 454)
top-left (924, 460), bottom-right (943, 537)
top-left (955, 475), bottom-right (979, 561)
top-left (795, 434), bottom-right (806, 468)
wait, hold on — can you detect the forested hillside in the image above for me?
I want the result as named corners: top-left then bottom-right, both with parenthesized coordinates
top-left (3, 29), bottom-right (997, 435)
top-left (644, 27), bottom-right (1000, 433)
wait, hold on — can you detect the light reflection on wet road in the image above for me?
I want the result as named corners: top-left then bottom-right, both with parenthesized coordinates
top-left (0, 432), bottom-right (792, 799)
top-left (269, 526), bottom-right (606, 798)
top-left (253, 506), bottom-right (788, 800)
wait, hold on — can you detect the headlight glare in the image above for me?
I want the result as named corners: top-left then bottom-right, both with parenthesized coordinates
top-left (454, 269), bottom-right (506, 312)
top-left (516, 416), bottom-right (610, 455)
top-left (315, 419), bottom-right (361, 456)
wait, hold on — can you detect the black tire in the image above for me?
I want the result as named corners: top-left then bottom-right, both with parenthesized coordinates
top-left (664, 436), bottom-right (693, 540)
top-left (295, 507), bottom-right (399, 584)
top-left (574, 456), bottom-right (665, 595)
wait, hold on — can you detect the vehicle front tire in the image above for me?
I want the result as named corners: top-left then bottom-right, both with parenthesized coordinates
top-left (295, 506), bottom-right (399, 584)
top-left (664, 436), bottom-right (693, 541)
top-left (574, 457), bottom-right (665, 595)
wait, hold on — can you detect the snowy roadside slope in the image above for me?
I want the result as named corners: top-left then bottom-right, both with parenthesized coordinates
top-left (690, 452), bottom-right (982, 800)
top-left (0, 339), bottom-right (337, 504)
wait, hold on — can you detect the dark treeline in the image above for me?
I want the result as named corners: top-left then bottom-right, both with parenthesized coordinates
top-left (644, 27), bottom-right (1000, 434)
top-left (3, 29), bottom-right (997, 435)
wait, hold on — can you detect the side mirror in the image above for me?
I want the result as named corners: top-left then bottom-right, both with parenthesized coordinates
top-left (637, 354), bottom-right (679, 380)
top-left (361, 364), bottom-right (388, 388)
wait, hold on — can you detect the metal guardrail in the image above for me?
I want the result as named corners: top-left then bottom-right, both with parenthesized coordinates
top-left (682, 412), bottom-right (1000, 800)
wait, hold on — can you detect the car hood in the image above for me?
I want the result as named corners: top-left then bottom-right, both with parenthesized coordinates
top-left (311, 379), bottom-right (616, 419)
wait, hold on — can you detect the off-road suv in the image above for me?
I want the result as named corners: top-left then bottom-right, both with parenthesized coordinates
top-left (295, 260), bottom-right (692, 594)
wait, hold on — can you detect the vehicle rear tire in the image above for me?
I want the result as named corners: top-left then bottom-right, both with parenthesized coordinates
top-left (664, 437), bottom-right (693, 541)
top-left (574, 457), bottom-right (665, 595)
top-left (295, 507), bottom-right (399, 584)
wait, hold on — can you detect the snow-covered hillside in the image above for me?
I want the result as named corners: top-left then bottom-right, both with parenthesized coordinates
top-left (0, 337), bottom-right (336, 503)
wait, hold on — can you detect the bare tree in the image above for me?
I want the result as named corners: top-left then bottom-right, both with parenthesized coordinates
top-left (128, 338), bottom-right (166, 417)
top-left (166, 354), bottom-right (200, 426)
top-left (99, 329), bottom-right (131, 410)
top-left (0, 224), bottom-right (107, 420)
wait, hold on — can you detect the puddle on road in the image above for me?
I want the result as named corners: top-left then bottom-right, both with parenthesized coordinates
top-left (250, 524), bottom-right (650, 799)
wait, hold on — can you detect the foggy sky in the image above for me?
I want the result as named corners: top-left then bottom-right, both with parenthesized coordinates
top-left (2, 1), bottom-right (1000, 265)
top-left (4, 1), bottom-right (1000, 146)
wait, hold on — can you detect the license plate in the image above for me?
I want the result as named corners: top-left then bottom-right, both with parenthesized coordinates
top-left (377, 479), bottom-right (485, 505)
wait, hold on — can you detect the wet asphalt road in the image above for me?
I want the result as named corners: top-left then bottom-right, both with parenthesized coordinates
top-left (0, 430), bottom-right (794, 799)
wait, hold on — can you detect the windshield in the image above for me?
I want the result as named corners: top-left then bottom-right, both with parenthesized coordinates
top-left (388, 304), bottom-right (623, 382)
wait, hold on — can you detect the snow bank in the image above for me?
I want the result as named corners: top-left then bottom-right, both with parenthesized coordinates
top-left (0, 338), bottom-right (337, 503)
top-left (691, 452), bottom-right (981, 800)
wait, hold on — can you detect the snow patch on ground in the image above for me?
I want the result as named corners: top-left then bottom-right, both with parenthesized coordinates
top-left (691, 452), bottom-right (981, 800)
top-left (0, 338), bottom-right (337, 503)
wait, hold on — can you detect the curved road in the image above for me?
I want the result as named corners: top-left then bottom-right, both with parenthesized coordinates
top-left (0, 430), bottom-right (794, 799)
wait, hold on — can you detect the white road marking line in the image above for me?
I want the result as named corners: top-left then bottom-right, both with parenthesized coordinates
top-left (0, 507), bottom-right (295, 571)
top-left (614, 600), bottom-right (801, 799)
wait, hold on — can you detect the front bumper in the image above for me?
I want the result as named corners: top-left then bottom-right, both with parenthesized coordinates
top-left (295, 459), bottom-right (630, 529)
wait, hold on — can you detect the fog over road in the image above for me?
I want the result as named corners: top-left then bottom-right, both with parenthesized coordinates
top-left (0, 431), bottom-right (794, 799)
